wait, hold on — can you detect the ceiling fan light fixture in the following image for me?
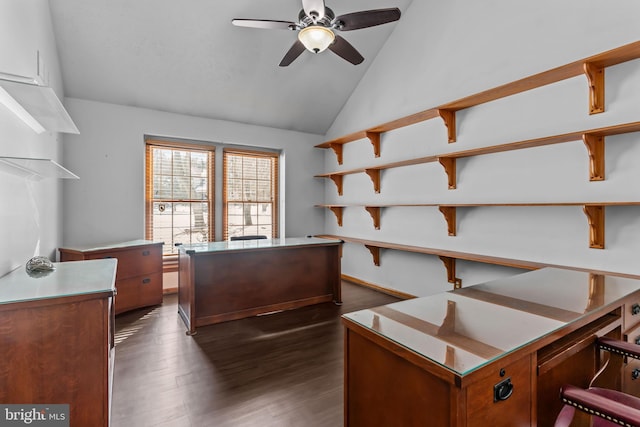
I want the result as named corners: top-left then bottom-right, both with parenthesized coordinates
top-left (298, 26), bottom-right (335, 53)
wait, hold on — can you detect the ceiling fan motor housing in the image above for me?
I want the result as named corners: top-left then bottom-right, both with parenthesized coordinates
top-left (298, 7), bottom-right (335, 28)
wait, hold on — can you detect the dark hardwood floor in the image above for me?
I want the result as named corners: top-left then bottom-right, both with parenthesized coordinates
top-left (112, 281), bottom-right (400, 427)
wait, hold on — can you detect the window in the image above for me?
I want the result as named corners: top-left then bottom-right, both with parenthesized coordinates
top-left (223, 148), bottom-right (279, 240)
top-left (145, 140), bottom-right (214, 256)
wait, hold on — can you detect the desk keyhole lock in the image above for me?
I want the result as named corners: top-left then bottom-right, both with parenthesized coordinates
top-left (632, 369), bottom-right (640, 380)
top-left (632, 303), bottom-right (640, 315)
top-left (494, 377), bottom-right (513, 402)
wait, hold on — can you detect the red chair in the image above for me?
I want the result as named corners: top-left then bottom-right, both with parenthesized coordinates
top-left (555, 337), bottom-right (640, 427)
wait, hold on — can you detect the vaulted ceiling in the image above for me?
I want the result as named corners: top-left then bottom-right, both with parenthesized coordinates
top-left (48, 0), bottom-right (413, 135)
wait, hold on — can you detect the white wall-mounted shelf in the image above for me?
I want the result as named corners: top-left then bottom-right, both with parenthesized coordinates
top-left (0, 73), bottom-right (79, 134)
top-left (0, 156), bottom-right (79, 180)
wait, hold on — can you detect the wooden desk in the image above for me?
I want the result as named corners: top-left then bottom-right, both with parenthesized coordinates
top-left (343, 268), bottom-right (640, 426)
top-left (178, 237), bottom-right (342, 334)
top-left (0, 259), bottom-right (117, 427)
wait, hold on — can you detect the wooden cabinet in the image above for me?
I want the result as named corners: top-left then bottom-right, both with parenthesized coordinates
top-left (59, 240), bottom-right (163, 315)
top-left (343, 268), bottom-right (640, 426)
top-left (0, 259), bottom-right (117, 427)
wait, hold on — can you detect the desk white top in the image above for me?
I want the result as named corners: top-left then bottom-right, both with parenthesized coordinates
top-left (59, 239), bottom-right (160, 252)
top-left (179, 236), bottom-right (342, 254)
top-left (0, 259), bottom-right (117, 305)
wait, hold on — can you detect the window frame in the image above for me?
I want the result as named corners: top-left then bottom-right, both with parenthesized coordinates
top-left (145, 139), bottom-right (216, 266)
top-left (222, 147), bottom-right (279, 241)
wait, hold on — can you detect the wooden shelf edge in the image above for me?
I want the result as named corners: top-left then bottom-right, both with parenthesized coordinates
top-left (318, 120), bottom-right (640, 190)
top-left (316, 234), bottom-right (640, 280)
top-left (316, 203), bottom-right (640, 239)
top-left (319, 234), bottom-right (547, 270)
top-left (315, 40), bottom-right (640, 152)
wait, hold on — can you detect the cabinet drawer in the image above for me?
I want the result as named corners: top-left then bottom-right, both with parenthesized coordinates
top-left (115, 272), bottom-right (163, 314)
top-left (623, 300), bottom-right (640, 331)
top-left (622, 358), bottom-right (640, 396)
top-left (621, 323), bottom-right (640, 395)
top-left (87, 246), bottom-right (162, 279)
top-left (625, 323), bottom-right (640, 346)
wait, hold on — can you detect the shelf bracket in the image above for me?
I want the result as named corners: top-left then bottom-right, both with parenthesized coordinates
top-left (438, 157), bottom-right (457, 190)
top-left (364, 206), bottom-right (381, 230)
top-left (583, 62), bottom-right (605, 115)
top-left (582, 133), bottom-right (605, 181)
top-left (438, 109), bottom-right (457, 143)
top-left (365, 245), bottom-right (381, 266)
top-left (366, 131), bottom-right (381, 158)
top-left (329, 174), bottom-right (344, 196)
top-left (329, 143), bottom-right (344, 165)
top-left (438, 206), bottom-right (457, 236)
top-left (328, 206), bottom-right (344, 227)
top-left (583, 205), bottom-right (605, 249)
top-left (365, 169), bottom-right (381, 193)
top-left (439, 256), bottom-right (462, 289)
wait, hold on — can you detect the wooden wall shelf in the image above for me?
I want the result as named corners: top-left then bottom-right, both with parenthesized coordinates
top-left (318, 234), bottom-right (545, 289)
top-left (316, 202), bottom-right (640, 249)
top-left (317, 234), bottom-right (640, 289)
top-left (315, 121), bottom-right (640, 193)
top-left (315, 40), bottom-right (640, 295)
top-left (316, 40), bottom-right (640, 163)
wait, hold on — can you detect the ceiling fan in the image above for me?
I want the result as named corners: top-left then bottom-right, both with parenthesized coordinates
top-left (231, 0), bottom-right (401, 66)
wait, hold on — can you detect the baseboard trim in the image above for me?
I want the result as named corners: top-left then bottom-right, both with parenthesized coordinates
top-left (163, 287), bottom-right (178, 295)
top-left (341, 274), bottom-right (416, 300)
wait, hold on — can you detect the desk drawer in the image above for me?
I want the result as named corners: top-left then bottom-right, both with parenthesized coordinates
top-left (115, 272), bottom-right (163, 314)
top-left (622, 323), bottom-right (640, 395)
top-left (625, 323), bottom-right (640, 346)
top-left (622, 359), bottom-right (640, 396)
top-left (624, 299), bottom-right (640, 331)
top-left (87, 246), bottom-right (162, 279)
top-left (466, 355), bottom-right (532, 427)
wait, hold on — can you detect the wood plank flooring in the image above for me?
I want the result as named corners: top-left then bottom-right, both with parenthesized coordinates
top-left (112, 281), bottom-right (400, 427)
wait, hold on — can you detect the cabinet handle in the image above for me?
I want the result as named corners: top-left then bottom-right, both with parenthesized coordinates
top-left (142, 278), bottom-right (151, 284)
top-left (103, 256), bottom-right (114, 259)
top-left (632, 369), bottom-right (640, 380)
top-left (142, 250), bottom-right (150, 256)
top-left (632, 303), bottom-right (640, 315)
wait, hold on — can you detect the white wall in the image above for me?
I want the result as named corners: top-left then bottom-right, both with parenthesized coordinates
top-left (0, 0), bottom-right (66, 277)
top-left (62, 98), bottom-right (325, 248)
top-left (322, 0), bottom-right (640, 296)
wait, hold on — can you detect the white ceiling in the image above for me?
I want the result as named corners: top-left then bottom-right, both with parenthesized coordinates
top-left (48, 0), bottom-right (413, 135)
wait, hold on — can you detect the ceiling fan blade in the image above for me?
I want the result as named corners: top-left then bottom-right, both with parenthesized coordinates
top-left (334, 8), bottom-right (401, 31)
top-left (302, 0), bottom-right (325, 21)
top-left (231, 19), bottom-right (297, 30)
top-left (279, 40), bottom-right (307, 67)
top-left (328, 35), bottom-right (364, 65)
